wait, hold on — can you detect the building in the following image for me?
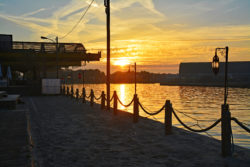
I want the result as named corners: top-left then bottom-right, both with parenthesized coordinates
top-left (0, 34), bottom-right (101, 80)
top-left (179, 62), bottom-right (250, 87)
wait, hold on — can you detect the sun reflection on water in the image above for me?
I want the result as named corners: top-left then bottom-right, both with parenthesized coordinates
top-left (119, 84), bottom-right (126, 110)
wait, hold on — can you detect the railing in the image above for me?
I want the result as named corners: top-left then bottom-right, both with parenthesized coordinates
top-left (12, 41), bottom-right (86, 53)
top-left (61, 85), bottom-right (250, 157)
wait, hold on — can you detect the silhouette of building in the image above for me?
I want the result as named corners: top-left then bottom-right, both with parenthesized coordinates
top-left (0, 34), bottom-right (101, 80)
top-left (179, 62), bottom-right (250, 87)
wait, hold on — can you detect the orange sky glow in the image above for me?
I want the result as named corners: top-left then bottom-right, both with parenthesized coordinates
top-left (0, 0), bottom-right (249, 73)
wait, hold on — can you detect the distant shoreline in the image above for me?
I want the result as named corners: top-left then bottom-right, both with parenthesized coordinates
top-left (65, 82), bottom-right (250, 88)
top-left (160, 82), bottom-right (250, 88)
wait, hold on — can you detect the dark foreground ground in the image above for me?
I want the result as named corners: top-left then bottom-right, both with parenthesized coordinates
top-left (24, 96), bottom-right (250, 167)
top-left (0, 106), bottom-right (30, 166)
top-left (1, 95), bottom-right (249, 167)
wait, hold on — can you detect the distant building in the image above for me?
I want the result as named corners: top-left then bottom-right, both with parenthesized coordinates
top-left (179, 62), bottom-right (250, 87)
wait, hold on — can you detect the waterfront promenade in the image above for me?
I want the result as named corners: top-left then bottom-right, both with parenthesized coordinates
top-left (24, 95), bottom-right (250, 167)
top-left (0, 105), bottom-right (30, 166)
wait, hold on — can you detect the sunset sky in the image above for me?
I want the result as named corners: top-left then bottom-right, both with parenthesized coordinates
top-left (0, 0), bottom-right (249, 73)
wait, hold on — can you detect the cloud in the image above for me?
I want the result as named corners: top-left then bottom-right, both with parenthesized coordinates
top-left (0, 0), bottom-right (249, 73)
top-left (21, 8), bottom-right (47, 17)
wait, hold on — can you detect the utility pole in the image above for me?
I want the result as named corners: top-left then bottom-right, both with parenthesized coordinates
top-left (135, 62), bottom-right (136, 95)
top-left (56, 36), bottom-right (59, 79)
top-left (104, 0), bottom-right (110, 110)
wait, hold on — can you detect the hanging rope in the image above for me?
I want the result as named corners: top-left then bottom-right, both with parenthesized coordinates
top-left (138, 101), bottom-right (165, 116)
top-left (231, 117), bottom-right (250, 133)
top-left (85, 93), bottom-right (91, 99)
top-left (94, 93), bottom-right (102, 100)
top-left (110, 94), bottom-right (114, 102)
top-left (117, 96), bottom-right (134, 107)
top-left (174, 109), bottom-right (198, 121)
top-left (172, 109), bottom-right (221, 132)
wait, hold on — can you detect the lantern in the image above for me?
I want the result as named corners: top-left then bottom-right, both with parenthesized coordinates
top-left (212, 53), bottom-right (219, 75)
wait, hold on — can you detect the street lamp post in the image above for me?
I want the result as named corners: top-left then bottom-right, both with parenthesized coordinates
top-left (212, 46), bottom-right (231, 157)
top-left (212, 46), bottom-right (229, 105)
top-left (104, 0), bottom-right (110, 110)
top-left (41, 36), bottom-right (59, 79)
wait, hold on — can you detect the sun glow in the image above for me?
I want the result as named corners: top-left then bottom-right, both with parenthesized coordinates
top-left (113, 58), bottom-right (130, 67)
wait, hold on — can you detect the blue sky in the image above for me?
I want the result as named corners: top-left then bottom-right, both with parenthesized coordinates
top-left (0, 0), bottom-right (249, 73)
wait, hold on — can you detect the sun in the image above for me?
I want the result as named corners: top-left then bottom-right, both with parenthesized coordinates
top-left (113, 58), bottom-right (130, 67)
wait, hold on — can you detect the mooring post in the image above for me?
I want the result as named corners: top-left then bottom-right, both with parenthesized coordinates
top-left (71, 86), bottom-right (74, 98)
top-left (101, 91), bottom-right (105, 110)
top-left (133, 94), bottom-right (139, 123)
top-left (113, 91), bottom-right (118, 115)
top-left (76, 88), bottom-right (79, 100)
top-left (82, 88), bottom-right (86, 103)
top-left (221, 104), bottom-right (231, 157)
top-left (67, 87), bottom-right (69, 96)
top-left (90, 89), bottom-right (94, 107)
top-left (165, 100), bottom-right (173, 135)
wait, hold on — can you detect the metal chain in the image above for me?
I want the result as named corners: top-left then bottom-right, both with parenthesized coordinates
top-left (138, 101), bottom-right (165, 116)
top-left (172, 109), bottom-right (221, 132)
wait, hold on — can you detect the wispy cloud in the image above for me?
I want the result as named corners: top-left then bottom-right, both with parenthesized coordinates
top-left (21, 8), bottom-right (47, 17)
top-left (0, 0), bottom-right (249, 73)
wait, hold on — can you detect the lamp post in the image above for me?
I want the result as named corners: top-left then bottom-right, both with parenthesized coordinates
top-left (212, 46), bottom-right (231, 157)
top-left (212, 46), bottom-right (229, 105)
top-left (41, 36), bottom-right (59, 78)
top-left (104, 0), bottom-right (110, 110)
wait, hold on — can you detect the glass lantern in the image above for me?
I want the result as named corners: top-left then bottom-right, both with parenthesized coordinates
top-left (212, 54), bottom-right (219, 75)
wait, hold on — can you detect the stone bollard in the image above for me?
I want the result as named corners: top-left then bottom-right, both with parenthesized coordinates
top-left (71, 86), bottom-right (74, 98)
top-left (76, 88), bottom-right (79, 100)
top-left (82, 88), bottom-right (86, 103)
top-left (101, 91), bottom-right (105, 110)
top-left (113, 91), bottom-right (118, 115)
top-left (221, 104), bottom-right (231, 157)
top-left (90, 89), bottom-right (94, 107)
top-left (133, 94), bottom-right (139, 123)
top-left (165, 100), bottom-right (173, 135)
top-left (66, 87), bottom-right (69, 96)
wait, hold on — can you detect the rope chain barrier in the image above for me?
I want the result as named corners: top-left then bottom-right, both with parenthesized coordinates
top-left (138, 101), bottom-right (165, 116)
top-left (117, 96), bottom-right (134, 107)
top-left (231, 117), bottom-right (250, 133)
top-left (174, 109), bottom-right (198, 121)
top-left (172, 109), bottom-right (221, 132)
top-left (85, 93), bottom-right (91, 99)
top-left (65, 88), bottom-right (250, 136)
top-left (110, 94), bottom-right (114, 102)
top-left (93, 93), bottom-right (102, 100)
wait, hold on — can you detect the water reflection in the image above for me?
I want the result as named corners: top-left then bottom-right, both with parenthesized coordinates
top-left (68, 83), bottom-right (250, 149)
top-left (119, 84), bottom-right (126, 110)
